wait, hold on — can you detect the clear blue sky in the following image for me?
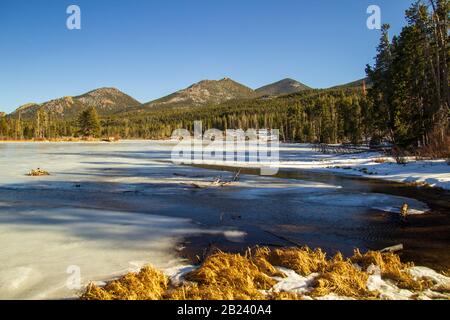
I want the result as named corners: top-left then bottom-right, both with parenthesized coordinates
top-left (0, 0), bottom-right (413, 113)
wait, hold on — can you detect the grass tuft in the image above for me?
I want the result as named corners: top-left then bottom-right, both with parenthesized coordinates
top-left (350, 249), bottom-right (431, 291)
top-left (311, 253), bottom-right (375, 298)
top-left (81, 266), bottom-right (168, 300)
top-left (258, 246), bottom-right (328, 276)
top-left (27, 168), bottom-right (50, 176)
top-left (176, 252), bottom-right (276, 300)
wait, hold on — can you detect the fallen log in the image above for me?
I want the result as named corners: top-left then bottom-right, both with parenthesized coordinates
top-left (232, 169), bottom-right (241, 182)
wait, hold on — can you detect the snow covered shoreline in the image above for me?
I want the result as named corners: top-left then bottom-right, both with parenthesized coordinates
top-left (278, 145), bottom-right (450, 191)
top-left (163, 141), bottom-right (450, 191)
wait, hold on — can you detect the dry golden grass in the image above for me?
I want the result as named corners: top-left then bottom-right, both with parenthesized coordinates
top-left (186, 252), bottom-right (277, 289)
top-left (179, 252), bottom-right (276, 300)
top-left (165, 283), bottom-right (266, 300)
top-left (27, 168), bottom-right (50, 176)
top-left (255, 246), bottom-right (328, 276)
top-left (249, 247), bottom-right (288, 278)
top-left (350, 249), bottom-right (431, 291)
top-left (267, 291), bottom-right (305, 300)
top-left (81, 247), bottom-right (444, 301)
top-left (81, 266), bottom-right (168, 300)
top-left (311, 253), bottom-right (375, 298)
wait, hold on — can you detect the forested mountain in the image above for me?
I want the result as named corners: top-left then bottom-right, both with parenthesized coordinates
top-left (83, 87), bottom-right (367, 143)
top-left (256, 78), bottom-right (311, 96)
top-left (10, 88), bottom-right (141, 120)
top-left (329, 78), bottom-right (372, 90)
top-left (143, 78), bottom-right (256, 109)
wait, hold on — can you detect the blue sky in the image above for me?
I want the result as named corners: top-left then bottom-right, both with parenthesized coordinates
top-left (0, 0), bottom-right (413, 113)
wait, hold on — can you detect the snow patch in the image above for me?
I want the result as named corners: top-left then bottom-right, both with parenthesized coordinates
top-left (271, 267), bottom-right (318, 294)
top-left (408, 266), bottom-right (450, 287)
top-left (164, 265), bottom-right (196, 287)
top-left (367, 274), bottom-right (415, 300)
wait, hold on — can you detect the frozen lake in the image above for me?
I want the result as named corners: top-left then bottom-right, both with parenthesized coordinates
top-left (0, 141), bottom-right (449, 299)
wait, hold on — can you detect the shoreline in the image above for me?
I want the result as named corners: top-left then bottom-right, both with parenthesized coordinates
top-left (1, 139), bottom-right (447, 190)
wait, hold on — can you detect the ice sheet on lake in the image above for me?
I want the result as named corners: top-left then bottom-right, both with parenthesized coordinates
top-left (304, 193), bottom-right (429, 215)
top-left (0, 207), bottom-right (241, 299)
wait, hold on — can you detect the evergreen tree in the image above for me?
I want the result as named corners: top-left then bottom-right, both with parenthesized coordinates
top-left (77, 107), bottom-right (101, 138)
top-left (367, 0), bottom-right (449, 148)
top-left (0, 116), bottom-right (7, 139)
top-left (366, 24), bottom-right (393, 141)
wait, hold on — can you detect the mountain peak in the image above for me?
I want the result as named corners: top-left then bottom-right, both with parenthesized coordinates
top-left (11, 87), bottom-right (141, 119)
top-left (144, 78), bottom-right (255, 108)
top-left (256, 78), bottom-right (311, 96)
top-left (280, 78), bottom-right (296, 82)
top-left (86, 87), bottom-right (123, 93)
top-left (15, 102), bottom-right (39, 112)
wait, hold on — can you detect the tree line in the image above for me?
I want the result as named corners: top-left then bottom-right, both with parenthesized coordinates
top-left (366, 0), bottom-right (449, 150)
top-left (0, 107), bottom-right (101, 140)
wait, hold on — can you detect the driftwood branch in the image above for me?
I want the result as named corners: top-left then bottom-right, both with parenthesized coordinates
top-left (380, 244), bottom-right (404, 253)
top-left (186, 170), bottom-right (242, 189)
top-left (264, 230), bottom-right (303, 248)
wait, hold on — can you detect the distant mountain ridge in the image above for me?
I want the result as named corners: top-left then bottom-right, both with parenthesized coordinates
top-left (256, 78), bottom-right (311, 96)
top-left (11, 88), bottom-right (141, 119)
top-left (8, 77), bottom-right (367, 119)
top-left (143, 78), bottom-right (256, 108)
